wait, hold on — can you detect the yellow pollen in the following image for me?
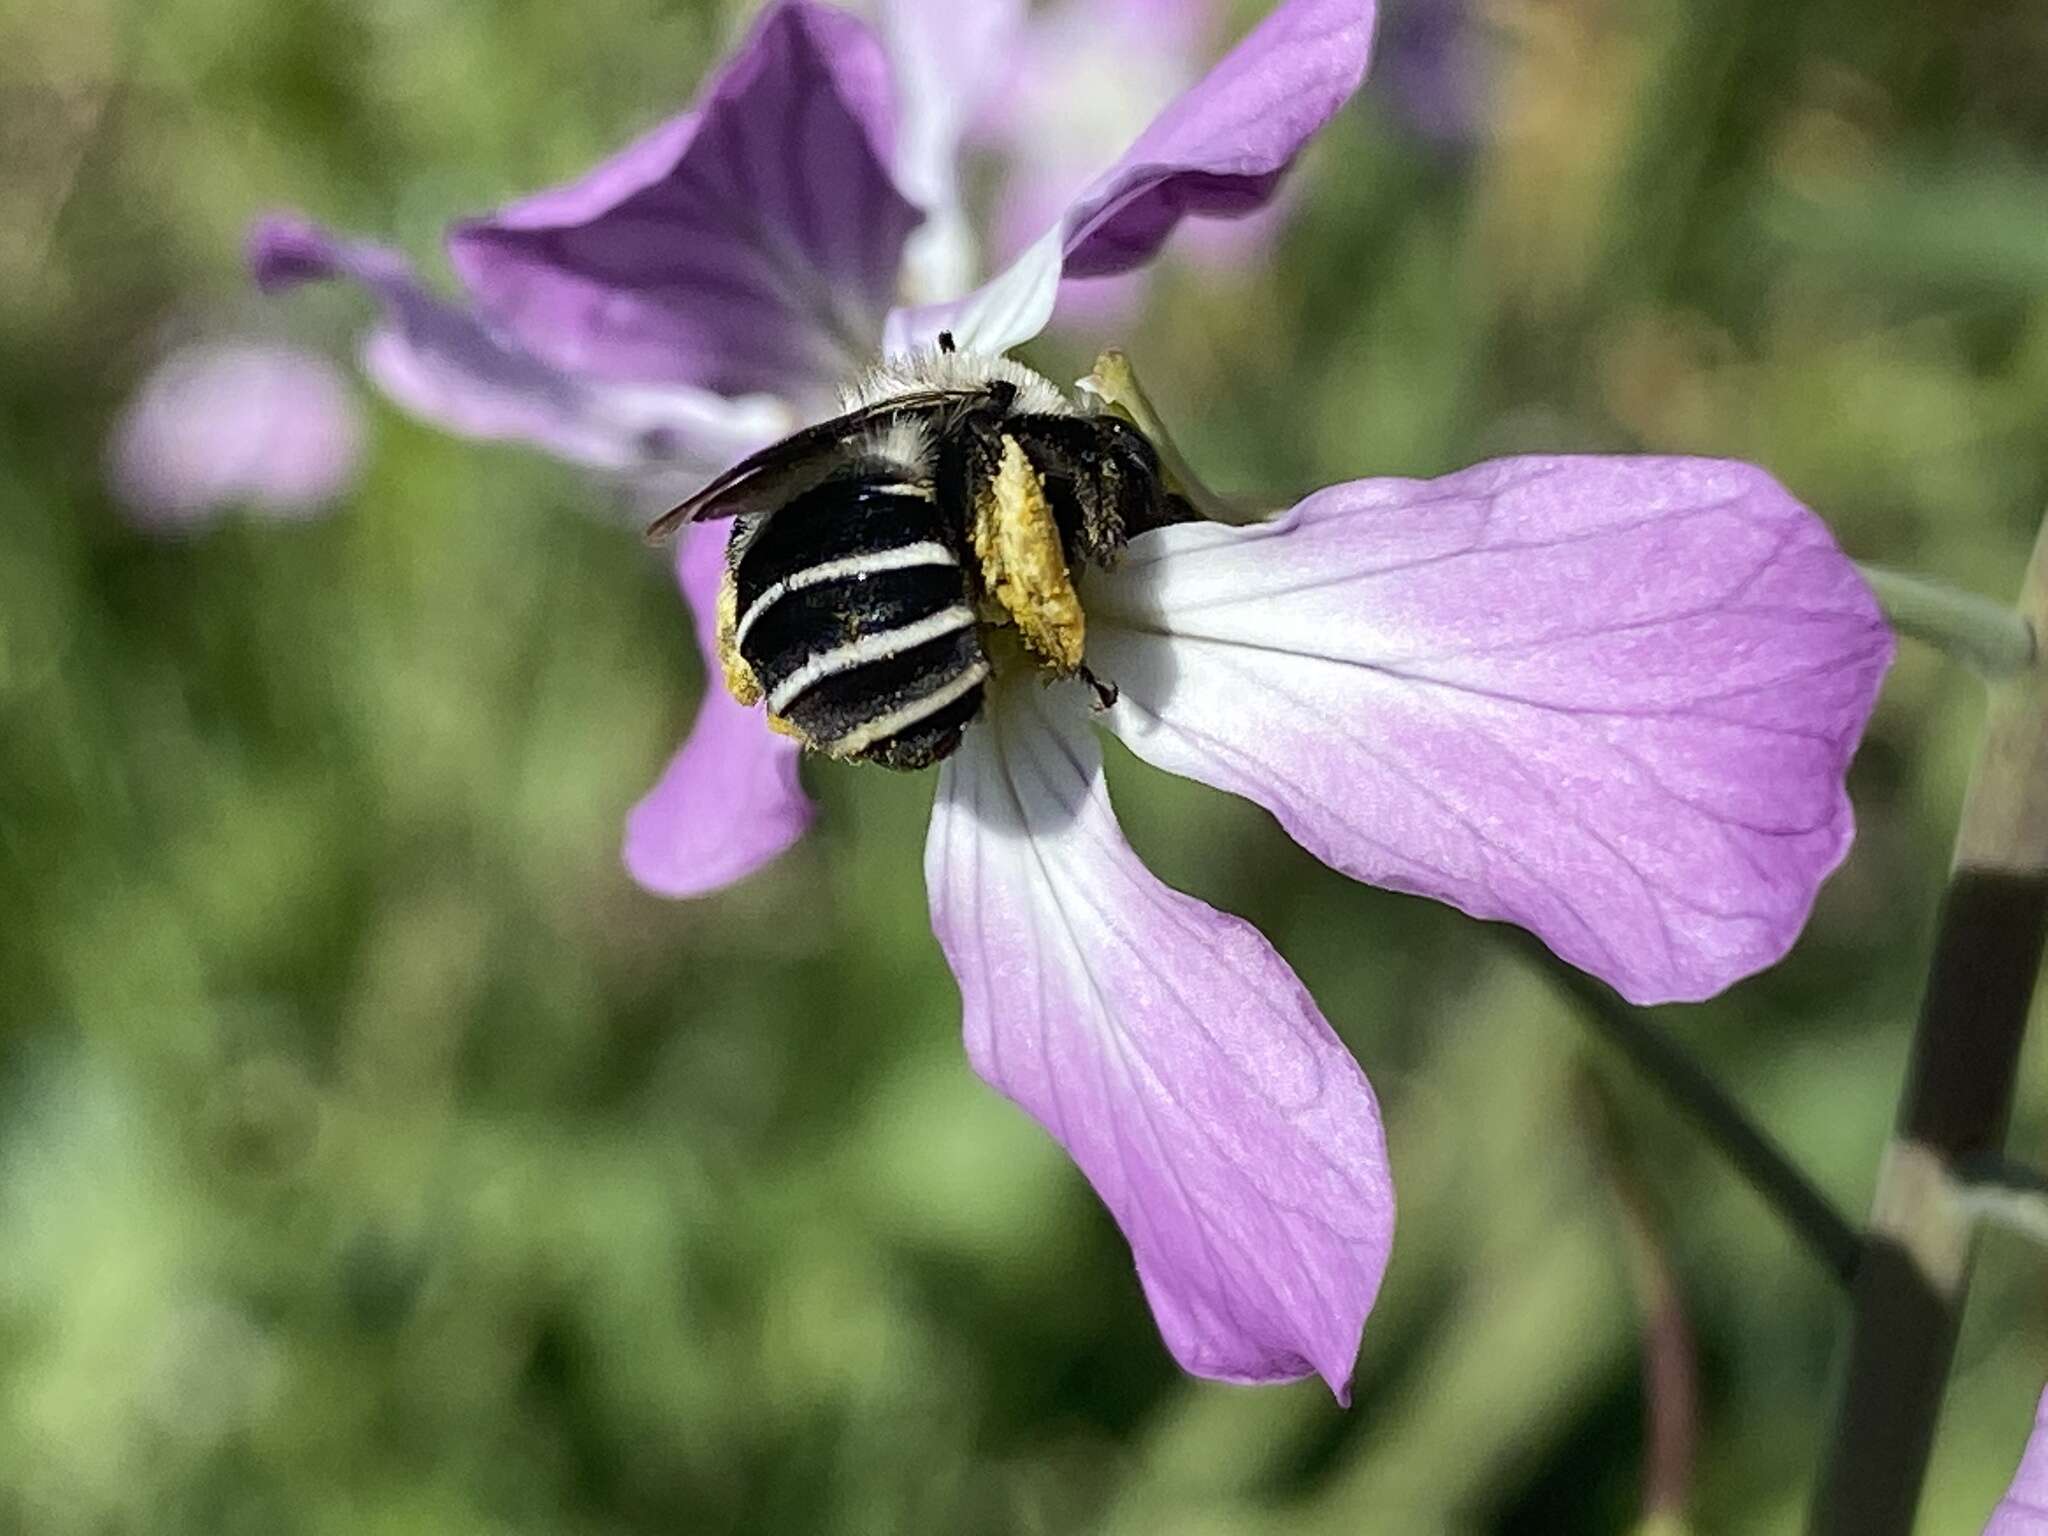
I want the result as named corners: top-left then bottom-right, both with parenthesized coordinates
top-left (718, 565), bottom-right (826, 747)
top-left (715, 565), bottom-right (764, 707)
top-left (973, 434), bottom-right (1086, 674)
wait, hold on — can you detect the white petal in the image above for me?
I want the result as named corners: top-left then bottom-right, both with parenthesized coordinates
top-left (887, 226), bottom-right (1065, 358)
top-left (924, 678), bottom-right (1394, 1395)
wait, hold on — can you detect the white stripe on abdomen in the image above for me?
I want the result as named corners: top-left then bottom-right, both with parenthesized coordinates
top-left (734, 539), bottom-right (960, 648)
top-left (765, 605), bottom-right (979, 714)
top-left (823, 659), bottom-right (992, 759)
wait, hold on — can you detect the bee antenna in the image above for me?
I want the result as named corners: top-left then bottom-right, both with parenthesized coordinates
top-left (938, 330), bottom-right (957, 355)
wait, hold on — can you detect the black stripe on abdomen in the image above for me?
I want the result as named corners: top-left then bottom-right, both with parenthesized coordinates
top-left (731, 474), bottom-right (987, 770)
top-left (735, 477), bottom-right (952, 590)
top-left (739, 562), bottom-right (965, 668)
top-left (776, 625), bottom-right (988, 769)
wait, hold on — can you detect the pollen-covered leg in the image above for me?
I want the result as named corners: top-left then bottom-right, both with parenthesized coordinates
top-left (715, 563), bottom-right (765, 707)
top-left (973, 435), bottom-right (1087, 674)
top-left (719, 572), bottom-right (812, 744)
top-left (1006, 411), bottom-right (1185, 558)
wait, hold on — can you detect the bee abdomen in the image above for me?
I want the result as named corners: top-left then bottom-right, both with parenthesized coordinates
top-left (776, 618), bottom-right (990, 769)
top-left (734, 548), bottom-right (963, 659)
top-left (733, 479), bottom-right (989, 770)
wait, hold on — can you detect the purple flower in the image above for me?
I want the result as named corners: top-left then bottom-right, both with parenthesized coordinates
top-left (1989, 1389), bottom-right (2048, 1533)
top-left (937, 0), bottom-right (1291, 327)
top-left (254, 0), bottom-right (1893, 1396)
top-left (1376, 0), bottom-right (1483, 147)
top-left (248, 215), bottom-right (793, 515)
top-left (108, 340), bottom-right (364, 528)
top-left (895, 0), bottom-right (1477, 329)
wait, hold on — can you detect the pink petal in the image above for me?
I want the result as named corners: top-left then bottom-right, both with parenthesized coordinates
top-left (970, 0), bottom-right (1212, 324)
top-left (1061, 0), bottom-right (1374, 276)
top-left (988, 163), bottom-right (1292, 333)
top-left (925, 678), bottom-right (1394, 1396)
top-left (107, 340), bottom-right (363, 527)
top-left (1088, 456), bottom-right (1894, 1006)
top-left (1989, 1389), bottom-right (2048, 1534)
top-left (973, 0), bottom-right (1213, 156)
top-left (895, 0), bottom-right (1374, 353)
top-left (248, 215), bottom-right (789, 476)
top-left (446, 1), bottom-right (920, 400)
top-left (624, 524), bottom-right (814, 898)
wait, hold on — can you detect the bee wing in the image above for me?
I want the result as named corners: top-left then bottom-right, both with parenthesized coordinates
top-left (644, 390), bottom-right (978, 542)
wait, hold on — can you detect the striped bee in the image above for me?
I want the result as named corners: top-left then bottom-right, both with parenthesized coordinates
top-left (649, 343), bottom-right (1187, 770)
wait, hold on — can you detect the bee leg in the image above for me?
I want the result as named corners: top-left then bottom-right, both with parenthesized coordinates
top-left (1002, 413), bottom-right (1191, 567)
top-left (714, 563), bottom-right (764, 707)
top-left (1079, 666), bottom-right (1119, 711)
top-left (970, 434), bottom-right (1088, 674)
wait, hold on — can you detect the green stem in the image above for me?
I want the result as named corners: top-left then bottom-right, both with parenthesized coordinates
top-left (1857, 563), bottom-right (2037, 679)
top-left (1521, 937), bottom-right (1861, 1287)
top-left (1949, 1156), bottom-right (2048, 1248)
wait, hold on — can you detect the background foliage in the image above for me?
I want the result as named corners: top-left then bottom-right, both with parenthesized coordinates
top-left (4, 0), bottom-right (2048, 1530)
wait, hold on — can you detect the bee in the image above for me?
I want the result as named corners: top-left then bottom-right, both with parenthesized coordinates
top-left (648, 338), bottom-right (1188, 771)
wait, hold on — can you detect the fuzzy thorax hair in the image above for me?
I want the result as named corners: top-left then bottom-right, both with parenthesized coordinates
top-left (842, 348), bottom-right (1072, 419)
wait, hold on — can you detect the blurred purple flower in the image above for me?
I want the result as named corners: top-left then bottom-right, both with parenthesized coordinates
top-left (253, 0), bottom-right (1893, 1396)
top-left (1989, 1389), bottom-right (2048, 1533)
top-left (108, 340), bottom-right (364, 527)
top-left (248, 215), bottom-right (794, 515)
top-left (1376, 0), bottom-right (1482, 146)
top-left (943, 0), bottom-right (1291, 327)
top-left (906, 0), bottom-right (1479, 329)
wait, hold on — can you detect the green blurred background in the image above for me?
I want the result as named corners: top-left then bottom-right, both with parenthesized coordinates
top-left (4, 0), bottom-right (2048, 1530)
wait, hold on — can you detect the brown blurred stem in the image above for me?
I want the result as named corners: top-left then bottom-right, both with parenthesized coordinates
top-left (1578, 1072), bottom-right (1701, 1533)
top-left (1809, 516), bottom-right (2048, 1536)
top-left (1518, 938), bottom-right (1860, 1287)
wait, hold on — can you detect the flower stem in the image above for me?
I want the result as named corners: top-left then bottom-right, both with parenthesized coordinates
top-left (1949, 1155), bottom-right (2048, 1248)
top-left (1577, 1072), bottom-right (1702, 1532)
top-left (1519, 936), bottom-right (1861, 1287)
top-left (1810, 517), bottom-right (2048, 1536)
top-left (1857, 563), bottom-right (2038, 679)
